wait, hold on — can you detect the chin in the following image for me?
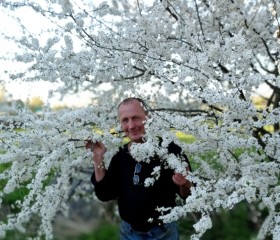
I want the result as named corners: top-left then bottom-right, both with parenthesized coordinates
top-left (129, 135), bottom-right (143, 143)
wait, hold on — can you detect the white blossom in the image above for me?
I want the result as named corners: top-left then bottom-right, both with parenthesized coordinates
top-left (0, 0), bottom-right (280, 239)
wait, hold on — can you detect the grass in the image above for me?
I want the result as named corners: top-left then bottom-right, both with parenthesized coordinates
top-left (71, 221), bottom-right (119, 240)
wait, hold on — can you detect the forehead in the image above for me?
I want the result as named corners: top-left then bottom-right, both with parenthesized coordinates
top-left (118, 100), bottom-right (146, 118)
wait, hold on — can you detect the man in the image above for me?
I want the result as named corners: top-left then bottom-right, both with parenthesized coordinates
top-left (86, 97), bottom-right (192, 239)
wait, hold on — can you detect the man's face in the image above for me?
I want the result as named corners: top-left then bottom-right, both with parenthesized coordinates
top-left (118, 100), bottom-right (147, 143)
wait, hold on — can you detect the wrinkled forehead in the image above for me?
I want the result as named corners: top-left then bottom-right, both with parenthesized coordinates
top-left (118, 98), bottom-right (145, 110)
top-left (118, 99), bottom-right (147, 117)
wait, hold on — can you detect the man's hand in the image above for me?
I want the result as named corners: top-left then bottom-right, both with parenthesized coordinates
top-left (85, 140), bottom-right (106, 156)
top-left (172, 172), bottom-right (189, 187)
top-left (172, 171), bottom-right (192, 198)
top-left (85, 140), bottom-right (106, 167)
top-left (85, 140), bottom-right (106, 181)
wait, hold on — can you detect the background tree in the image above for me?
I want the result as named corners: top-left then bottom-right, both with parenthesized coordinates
top-left (27, 96), bottom-right (44, 112)
top-left (0, 0), bottom-right (279, 239)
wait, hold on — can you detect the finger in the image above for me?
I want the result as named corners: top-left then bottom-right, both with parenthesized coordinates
top-left (85, 141), bottom-right (90, 148)
top-left (85, 140), bottom-right (94, 150)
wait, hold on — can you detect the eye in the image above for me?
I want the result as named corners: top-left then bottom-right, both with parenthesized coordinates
top-left (121, 118), bottom-right (128, 124)
top-left (134, 116), bottom-right (142, 120)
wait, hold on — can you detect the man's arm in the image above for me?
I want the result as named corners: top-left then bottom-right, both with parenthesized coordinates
top-left (172, 171), bottom-right (193, 198)
top-left (86, 140), bottom-right (119, 201)
top-left (167, 142), bottom-right (193, 198)
top-left (85, 141), bottom-right (106, 182)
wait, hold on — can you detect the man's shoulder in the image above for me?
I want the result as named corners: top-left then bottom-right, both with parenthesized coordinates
top-left (114, 143), bottom-right (129, 156)
top-left (167, 141), bottom-right (182, 154)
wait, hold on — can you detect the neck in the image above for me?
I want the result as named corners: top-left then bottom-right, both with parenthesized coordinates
top-left (128, 140), bottom-right (143, 151)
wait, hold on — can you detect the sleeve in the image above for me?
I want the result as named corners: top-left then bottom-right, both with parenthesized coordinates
top-left (168, 142), bottom-right (192, 172)
top-left (91, 155), bottom-right (119, 202)
top-left (167, 142), bottom-right (194, 198)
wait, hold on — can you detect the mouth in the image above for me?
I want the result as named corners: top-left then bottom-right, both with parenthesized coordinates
top-left (128, 130), bottom-right (143, 136)
top-left (129, 132), bottom-right (140, 136)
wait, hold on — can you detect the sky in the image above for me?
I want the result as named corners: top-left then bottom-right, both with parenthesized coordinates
top-left (0, 1), bottom-right (94, 108)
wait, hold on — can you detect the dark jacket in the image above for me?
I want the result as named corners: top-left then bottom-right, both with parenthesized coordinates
top-left (91, 142), bottom-right (191, 232)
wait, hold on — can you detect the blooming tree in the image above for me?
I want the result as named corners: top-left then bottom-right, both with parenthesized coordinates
top-left (0, 0), bottom-right (280, 239)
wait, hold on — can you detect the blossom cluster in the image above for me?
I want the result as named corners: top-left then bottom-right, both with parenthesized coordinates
top-left (0, 0), bottom-right (280, 239)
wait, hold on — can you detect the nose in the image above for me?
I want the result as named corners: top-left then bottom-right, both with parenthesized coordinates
top-left (128, 119), bottom-right (136, 129)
